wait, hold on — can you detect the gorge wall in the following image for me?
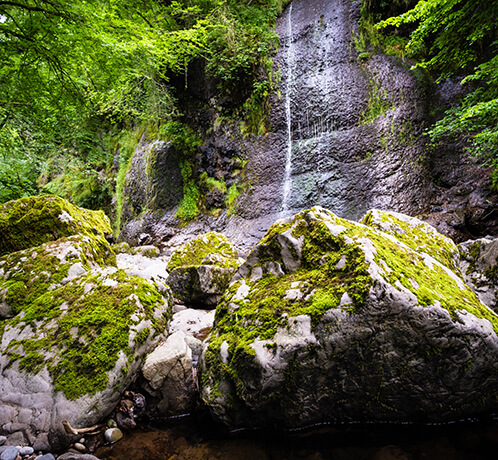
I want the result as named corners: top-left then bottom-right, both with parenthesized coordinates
top-left (119, 0), bottom-right (497, 253)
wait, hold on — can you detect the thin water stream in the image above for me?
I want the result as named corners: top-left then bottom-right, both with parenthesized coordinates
top-left (281, 2), bottom-right (294, 214)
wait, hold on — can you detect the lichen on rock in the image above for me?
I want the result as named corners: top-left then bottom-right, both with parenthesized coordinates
top-left (200, 206), bottom-right (498, 430)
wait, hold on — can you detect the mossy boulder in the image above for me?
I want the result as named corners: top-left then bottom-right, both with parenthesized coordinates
top-left (166, 232), bottom-right (242, 307)
top-left (200, 207), bottom-right (498, 430)
top-left (0, 195), bottom-right (112, 257)
top-left (0, 220), bottom-right (170, 450)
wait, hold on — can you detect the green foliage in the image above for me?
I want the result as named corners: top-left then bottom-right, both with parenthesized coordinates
top-left (373, 0), bottom-right (498, 172)
top-left (0, 0), bottom-right (290, 215)
top-left (226, 183), bottom-right (241, 215)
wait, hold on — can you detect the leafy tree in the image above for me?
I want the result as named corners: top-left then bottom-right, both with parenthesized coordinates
top-left (376, 0), bottom-right (498, 177)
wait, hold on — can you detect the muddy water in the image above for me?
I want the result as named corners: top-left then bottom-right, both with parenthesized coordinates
top-left (95, 416), bottom-right (498, 460)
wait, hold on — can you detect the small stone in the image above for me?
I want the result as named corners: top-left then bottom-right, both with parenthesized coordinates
top-left (73, 443), bottom-right (86, 452)
top-left (19, 446), bottom-right (34, 456)
top-left (57, 453), bottom-right (100, 460)
top-left (79, 438), bottom-right (85, 444)
top-left (104, 428), bottom-right (123, 444)
top-left (0, 438), bottom-right (5, 447)
top-left (35, 454), bottom-right (56, 460)
top-left (0, 446), bottom-right (19, 460)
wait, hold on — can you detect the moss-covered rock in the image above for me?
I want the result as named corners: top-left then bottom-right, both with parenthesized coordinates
top-left (166, 232), bottom-right (242, 307)
top-left (167, 232), bottom-right (240, 271)
top-left (0, 195), bottom-right (112, 257)
top-left (0, 217), bottom-right (170, 450)
top-left (200, 207), bottom-right (498, 430)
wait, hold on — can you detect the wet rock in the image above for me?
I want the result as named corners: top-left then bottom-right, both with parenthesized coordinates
top-left (200, 207), bottom-right (498, 429)
top-left (104, 428), bottom-right (123, 444)
top-left (35, 454), bottom-right (55, 460)
top-left (120, 140), bottom-right (183, 232)
top-left (58, 453), bottom-right (100, 460)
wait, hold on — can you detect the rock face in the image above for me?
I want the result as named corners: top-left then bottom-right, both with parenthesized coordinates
top-left (0, 197), bottom-right (171, 450)
top-left (200, 207), bottom-right (498, 429)
top-left (116, 0), bottom-right (497, 252)
top-left (166, 232), bottom-right (242, 307)
top-left (459, 237), bottom-right (498, 314)
top-left (121, 139), bottom-right (183, 229)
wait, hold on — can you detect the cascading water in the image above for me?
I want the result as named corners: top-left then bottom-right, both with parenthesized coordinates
top-left (281, 2), bottom-right (294, 214)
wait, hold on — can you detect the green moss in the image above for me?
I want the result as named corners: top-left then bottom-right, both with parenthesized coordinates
top-left (0, 195), bottom-right (112, 256)
top-left (359, 81), bottom-right (395, 125)
top-left (3, 270), bottom-right (168, 400)
top-left (202, 207), bottom-right (498, 406)
top-left (361, 209), bottom-right (460, 273)
top-left (135, 327), bottom-right (151, 344)
top-left (167, 232), bottom-right (239, 271)
top-left (0, 234), bottom-right (115, 316)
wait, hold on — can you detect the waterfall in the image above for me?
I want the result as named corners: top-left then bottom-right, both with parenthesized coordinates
top-left (281, 2), bottom-right (294, 214)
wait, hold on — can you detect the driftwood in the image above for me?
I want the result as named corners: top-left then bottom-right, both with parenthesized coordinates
top-left (62, 420), bottom-right (105, 436)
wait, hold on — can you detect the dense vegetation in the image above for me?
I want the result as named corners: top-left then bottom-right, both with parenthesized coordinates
top-left (0, 0), bottom-right (496, 220)
top-left (0, 0), bottom-right (288, 210)
top-left (361, 0), bottom-right (498, 184)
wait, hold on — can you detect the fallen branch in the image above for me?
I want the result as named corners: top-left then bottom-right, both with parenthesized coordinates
top-left (62, 420), bottom-right (105, 436)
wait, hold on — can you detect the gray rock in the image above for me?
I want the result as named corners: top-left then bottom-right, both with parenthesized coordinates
top-left (200, 207), bottom-right (498, 430)
top-left (0, 446), bottom-right (18, 460)
top-left (19, 446), bottom-right (34, 456)
top-left (36, 455), bottom-right (56, 460)
top-left (167, 265), bottom-right (236, 307)
top-left (0, 212), bottom-right (171, 451)
top-left (58, 454), bottom-right (99, 460)
top-left (142, 331), bottom-right (197, 416)
top-left (165, 232), bottom-right (241, 307)
top-left (104, 428), bottom-right (123, 444)
top-left (459, 237), bottom-right (498, 313)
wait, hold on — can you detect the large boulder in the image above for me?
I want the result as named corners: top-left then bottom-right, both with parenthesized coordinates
top-left (166, 232), bottom-right (242, 307)
top-left (200, 207), bottom-right (498, 430)
top-left (0, 195), bottom-right (112, 256)
top-left (0, 201), bottom-right (170, 451)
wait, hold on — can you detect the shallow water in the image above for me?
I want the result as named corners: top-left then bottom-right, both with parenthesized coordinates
top-left (95, 415), bottom-right (498, 460)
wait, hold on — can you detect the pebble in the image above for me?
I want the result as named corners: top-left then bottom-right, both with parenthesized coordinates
top-left (104, 427), bottom-right (123, 444)
top-left (19, 446), bottom-right (34, 456)
top-left (0, 438), bottom-right (5, 447)
top-left (0, 446), bottom-right (19, 460)
top-left (73, 443), bottom-right (86, 452)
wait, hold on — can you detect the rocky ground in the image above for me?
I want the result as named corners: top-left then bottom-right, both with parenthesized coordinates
top-left (1, 196), bottom-right (497, 459)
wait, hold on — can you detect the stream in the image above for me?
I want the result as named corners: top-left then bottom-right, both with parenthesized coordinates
top-left (96, 416), bottom-right (498, 460)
